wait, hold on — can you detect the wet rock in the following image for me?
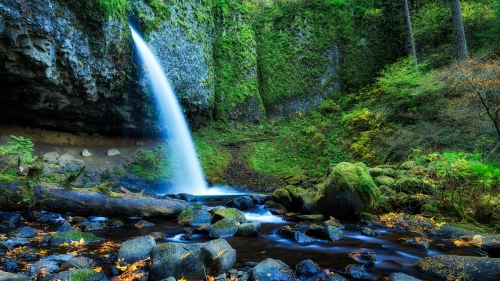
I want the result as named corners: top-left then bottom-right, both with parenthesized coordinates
top-left (209, 217), bottom-right (238, 238)
top-left (361, 227), bottom-right (380, 236)
top-left (150, 232), bottom-right (166, 240)
top-left (43, 152), bottom-right (60, 164)
top-left (405, 236), bottom-right (429, 249)
top-left (85, 221), bottom-right (104, 231)
top-left (344, 264), bottom-right (364, 279)
top-left (50, 231), bottom-right (101, 245)
top-left (82, 149), bottom-right (92, 157)
top-left (4, 260), bottom-right (17, 271)
top-left (0, 270), bottom-right (30, 280)
top-left (2, 238), bottom-right (29, 249)
top-left (135, 220), bottom-right (155, 228)
top-left (37, 212), bottom-right (63, 224)
top-left (316, 162), bottom-right (379, 220)
top-left (149, 239), bottom-right (236, 280)
top-left (0, 212), bottom-right (24, 225)
top-left (71, 216), bottom-right (89, 223)
top-left (104, 219), bottom-right (124, 228)
top-left (276, 226), bottom-right (315, 243)
top-left (76, 220), bottom-right (92, 230)
top-left (51, 269), bottom-right (106, 281)
top-left (318, 272), bottom-right (348, 281)
top-left (361, 252), bottom-right (378, 261)
top-left (60, 256), bottom-right (95, 270)
top-left (117, 235), bottom-right (156, 264)
top-left (210, 208), bottom-right (247, 224)
top-left (264, 201), bottom-right (288, 215)
top-left (301, 191), bottom-right (319, 214)
top-left (324, 225), bottom-right (345, 241)
top-left (250, 258), bottom-right (297, 281)
top-left (388, 272), bottom-right (422, 281)
top-left (285, 213), bottom-right (324, 222)
top-left (27, 259), bottom-right (59, 278)
top-left (250, 194), bottom-right (272, 204)
top-left (176, 193), bottom-right (197, 202)
top-left (107, 149), bottom-right (121, 156)
top-left (415, 255), bottom-right (500, 281)
top-left (57, 222), bottom-right (75, 233)
top-left (295, 259), bottom-right (321, 275)
top-left (236, 221), bottom-right (261, 236)
top-left (178, 208), bottom-right (212, 226)
top-left (43, 254), bottom-right (75, 265)
top-left (9, 226), bottom-right (37, 238)
top-left (226, 196), bottom-right (255, 210)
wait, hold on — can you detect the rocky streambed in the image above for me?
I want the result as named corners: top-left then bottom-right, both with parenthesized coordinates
top-left (0, 194), bottom-right (499, 281)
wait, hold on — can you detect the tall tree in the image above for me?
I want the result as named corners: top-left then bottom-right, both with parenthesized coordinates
top-left (451, 0), bottom-right (468, 60)
top-left (403, 0), bottom-right (417, 66)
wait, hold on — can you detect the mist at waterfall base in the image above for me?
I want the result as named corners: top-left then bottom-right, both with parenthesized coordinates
top-left (131, 27), bottom-right (235, 196)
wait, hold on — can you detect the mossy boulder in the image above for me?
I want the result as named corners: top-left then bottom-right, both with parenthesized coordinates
top-left (264, 201), bottom-right (288, 215)
top-left (272, 185), bottom-right (304, 212)
top-left (177, 208), bottom-right (212, 226)
top-left (316, 162), bottom-right (380, 220)
top-left (117, 235), bottom-right (156, 264)
top-left (394, 177), bottom-right (434, 194)
top-left (374, 175), bottom-right (396, 187)
top-left (50, 231), bottom-right (101, 245)
top-left (301, 191), bottom-right (319, 214)
top-left (415, 255), bottom-right (500, 281)
top-left (210, 208), bottom-right (247, 224)
top-left (400, 161), bottom-right (417, 170)
top-left (209, 217), bottom-right (238, 238)
top-left (236, 221), bottom-right (261, 236)
top-left (51, 269), bottom-right (106, 281)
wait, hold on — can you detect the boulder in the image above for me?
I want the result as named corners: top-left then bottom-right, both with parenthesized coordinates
top-left (60, 256), bottom-right (95, 270)
top-left (107, 149), bottom-right (121, 156)
top-left (316, 162), bottom-right (379, 220)
top-left (344, 264), bottom-right (364, 279)
top-left (361, 227), bottom-right (380, 236)
top-left (226, 196), bottom-right (255, 210)
top-left (388, 272), bottom-right (422, 281)
top-left (415, 255), bottom-right (500, 281)
top-left (209, 217), bottom-right (238, 238)
top-left (250, 194), bottom-right (272, 204)
top-left (117, 235), bottom-right (156, 264)
top-left (276, 226), bottom-right (316, 243)
top-left (9, 226), bottom-right (37, 238)
top-left (43, 152), bottom-right (60, 164)
top-left (177, 208), bottom-right (212, 226)
top-left (400, 161), bottom-right (417, 170)
top-left (149, 239), bottom-right (236, 280)
top-left (324, 225), bottom-right (345, 241)
top-left (210, 208), bottom-right (247, 224)
top-left (57, 222), bottom-right (75, 233)
top-left (0, 270), bottom-right (30, 281)
top-left (272, 186), bottom-right (303, 212)
top-left (301, 191), bottom-right (319, 214)
top-left (295, 259), bottom-right (321, 275)
top-left (249, 258), bottom-right (297, 281)
top-left (318, 273), bottom-right (348, 281)
top-left (374, 175), bottom-right (395, 187)
top-left (236, 221), bottom-right (261, 236)
top-left (264, 201), bottom-right (288, 215)
top-left (50, 269), bottom-right (106, 281)
top-left (81, 149), bottom-right (92, 157)
top-left (27, 259), bottom-right (59, 278)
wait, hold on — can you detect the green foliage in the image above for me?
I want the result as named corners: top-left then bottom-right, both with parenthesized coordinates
top-left (137, 0), bottom-right (172, 36)
top-left (129, 146), bottom-right (174, 180)
top-left (6, 135), bottom-right (35, 165)
top-left (84, 0), bottom-right (130, 21)
top-left (193, 135), bottom-right (230, 183)
top-left (319, 99), bottom-right (341, 113)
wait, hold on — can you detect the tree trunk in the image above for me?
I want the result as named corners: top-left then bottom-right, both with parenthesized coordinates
top-left (403, 0), bottom-right (417, 66)
top-left (0, 183), bottom-right (190, 217)
top-left (451, 0), bottom-right (469, 60)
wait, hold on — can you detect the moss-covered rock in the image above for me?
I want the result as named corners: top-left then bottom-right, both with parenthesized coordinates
top-left (400, 161), bottom-right (417, 170)
top-left (301, 191), bottom-right (319, 214)
top-left (210, 208), bottom-right (247, 224)
top-left (50, 231), bottom-right (101, 245)
top-left (394, 177), bottom-right (434, 194)
top-left (117, 235), bottom-right (156, 264)
top-left (374, 175), bottom-right (396, 187)
top-left (415, 255), bottom-right (500, 281)
top-left (272, 185), bottom-right (304, 212)
top-left (209, 217), bottom-right (238, 238)
top-left (264, 201), bottom-right (288, 215)
top-left (316, 162), bottom-right (380, 220)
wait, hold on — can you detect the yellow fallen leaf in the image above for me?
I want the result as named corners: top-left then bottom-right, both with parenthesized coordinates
top-left (59, 242), bottom-right (69, 247)
top-left (93, 267), bottom-right (103, 273)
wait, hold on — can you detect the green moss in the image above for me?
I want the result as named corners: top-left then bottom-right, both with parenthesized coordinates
top-left (137, 0), bottom-right (172, 37)
top-left (128, 146), bottom-right (174, 180)
top-left (69, 269), bottom-right (104, 281)
top-left (211, 208), bottom-right (246, 223)
top-left (193, 135), bottom-right (230, 184)
top-left (83, 0), bottom-right (130, 21)
top-left (51, 231), bottom-right (100, 244)
top-left (177, 207), bottom-right (193, 221)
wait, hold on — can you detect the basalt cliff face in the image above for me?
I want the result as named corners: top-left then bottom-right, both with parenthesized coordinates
top-left (0, 0), bottom-right (342, 135)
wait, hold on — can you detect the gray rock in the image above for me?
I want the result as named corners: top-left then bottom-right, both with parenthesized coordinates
top-left (9, 226), bottom-right (37, 238)
top-left (84, 221), bottom-right (104, 231)
top-left (249, 258), bottom-right (297, 281)
top-left (361, 227), bottom-right (380, 236)
top-left (60, 256), bottom-right (95, 270)
top-left (149, 239), bottom-right (236, 280)
top-left (58, 153), bottom-right (75, 165)
top-left (81, 149), bottom-right (92, 157)
top-left (43, 152), bottom-right (60, 164)
top-left (264, 201), bottom-right (288, 215)
top-left (210, 208), bottom-right (247, 224)
top-left (50, 269), bottom-right (106, 281)
top-left (117, 235), bottom-right (156, 264)
top-left (415, 255), bottom-right (500, 281)
top-left (27, 260), bottom-right (59, 278)
top-left (107, 149), bottom-right (120, 156)
top-left (0, 270), bottom-right (30, 281)
top-left (250, 194), bottom-right (272, 204)
top-left (209, 217), bottom-right (238, 238)
top-left (177, 208), bottom-right (212, 226)
top-left (57, 222), bottom-right (75, 233)
top-left (2, 238), bottom-right (29, 249)
top-left (43, 254), bottom-right (75, 265)
top-left (236, 221), bottom-right (261, 236)
top-left (324, 225), bottom-right (345, 241)
top-left (388, 272), bottom-right (422, 281)
top-left (295, 259), bottom-right (321, 275)
top-left (319, 273), bottom-right (348, 281)
top-left (226, 196), bottom-right (255, 210)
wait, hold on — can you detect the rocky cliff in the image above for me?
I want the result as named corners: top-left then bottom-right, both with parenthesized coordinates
top-left (0, 0), bottom-right (344, 135)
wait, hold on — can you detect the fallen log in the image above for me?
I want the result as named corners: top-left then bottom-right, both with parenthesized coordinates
top-left (0, 183), bottom-right (190, 217)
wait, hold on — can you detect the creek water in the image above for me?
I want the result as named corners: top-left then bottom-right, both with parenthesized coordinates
top-left (81, 197), bottom-right (481, 281)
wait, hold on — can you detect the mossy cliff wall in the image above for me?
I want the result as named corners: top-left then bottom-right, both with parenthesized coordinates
top-left (0, 0), bottom-right (404, 134)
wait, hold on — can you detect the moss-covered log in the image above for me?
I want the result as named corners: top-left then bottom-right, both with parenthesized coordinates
top-left (0, 183), bottom-right (189, 217)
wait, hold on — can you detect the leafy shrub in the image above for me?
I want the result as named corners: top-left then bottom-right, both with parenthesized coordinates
top-left (129, 146), bottom-right (173, 180)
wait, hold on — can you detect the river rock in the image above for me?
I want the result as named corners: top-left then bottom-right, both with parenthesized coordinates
top-left (2, 238), bottom-right (29, 249)
top-left (344, 264), bottom-right (364, 279)
top-left (264, 201), bottom-right (288, 215)
top-left (177, 208), bottom-right (212, 226)
top-left (50, 231), bottom-right (101, 245)
top-left (9, 226), bottom-right (37, 238)
top-left (250, 258), bottom-right (298, 281)
top-left (210, 208), bottom-right (247, 224)
top-left (149, 239), bottom-right (236, 280)
top-left (0, 270), bottom-right (30, 281)
top-left (43, 152), bottom-right (60, 164)
top-left (117, 235), bottom-right (156, 264)
top-left (316, 162), bottom-right (379, 220)
top-left (50, 269), bottom-right (106, 281)
top-left (107, 149), bottom-right (120, 156)
top-left (388, 272), bottom-right (422, 281)
top-left (276, 226), bottom-right (315, 243)
top-left (301, 191), bottom-right (319, 214)
top-left (405, 236), bottom-right (429, 249)
top-left (226, 196), bottom-right (255, 210)
top-left (324, 225), bottom-right (345, 241)
top-left (60, 256), bottom-right (95, 270)
top-left (236, 221), bottom-right (261, 236)
top-left (361, 227), bottom-right (380, 236)
top-left (415, 255), bottom-right (500, 281)
top-left (43, 254), bottom-right (75, 265)
top-left (318, 273), bottom-right (348, 281)
top-left (295, 259), bottom-right (321, 275)
top-left (57, 222), bottom-right (75, 233)
top-left (272, 186), bottom-right (303, 212)
top-left (81, 149), bottom-right (92, 157)
top-left (209, 217), bottom-right (238, 238)
top-left (27, 259), bottom-right (59, 278)
top-left (250, 194), bottom-right (272, 204)
top-left (85, 221), bottom-right (104, 231)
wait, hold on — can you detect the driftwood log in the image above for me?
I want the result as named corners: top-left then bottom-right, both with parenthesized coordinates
top-left (0, 183), bottom-right (190, 217)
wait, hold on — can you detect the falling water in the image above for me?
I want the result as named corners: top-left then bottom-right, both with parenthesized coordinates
top-left (130, 27), bottom-right (207, 195)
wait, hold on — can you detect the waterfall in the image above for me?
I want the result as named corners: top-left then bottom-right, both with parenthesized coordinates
top-left (130, 26), bottom-right (207, 195)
